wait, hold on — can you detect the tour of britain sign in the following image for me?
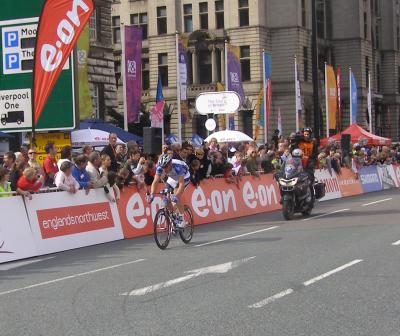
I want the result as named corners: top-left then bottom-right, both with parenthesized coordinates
top-left (0, 1), bottom-right (76, 132)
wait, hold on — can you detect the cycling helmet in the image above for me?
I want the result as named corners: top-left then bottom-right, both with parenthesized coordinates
top-left (292, 148), bottom-right (303, 158)
top-left (302, 127), bottom-right (313, 134)
top-left (157, 154), bottom-right (172, 168)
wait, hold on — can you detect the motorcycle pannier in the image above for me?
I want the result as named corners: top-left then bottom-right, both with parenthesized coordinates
top-left (314, 182), bottom-right (326, 200)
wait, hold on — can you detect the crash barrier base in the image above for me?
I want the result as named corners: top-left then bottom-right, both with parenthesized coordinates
top-left (1, 165), bottom-right (399, 264)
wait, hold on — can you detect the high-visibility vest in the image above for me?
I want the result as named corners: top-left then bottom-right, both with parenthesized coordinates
top-left (0, 182), bottom-right (11, 197)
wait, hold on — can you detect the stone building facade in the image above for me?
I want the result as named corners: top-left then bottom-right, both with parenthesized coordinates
top-left (111, 0), bottom-right (400, 141)
top-left (86, 0), bottom-right (117, 120)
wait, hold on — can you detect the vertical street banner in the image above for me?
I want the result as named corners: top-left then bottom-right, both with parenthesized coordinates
top-left (325, 64), bottom-right (337, 137)
top-left (277, 107), bottom-right (282, 135)
top-left (337, 67), bottom-right (342, 131)
top-left (124, 26), bottom-right (142, 123)
top-left (77, 23), bottom-right (91, 120)
top-left (151, 75), bottom-right (164, 129)
top-left (262, 52), bottom-right (272, 142)
top-left (33, 0), bottom-right (94, 125)
top-left (227, 44), bottom-right (244, 130)
top-left (254, 88), bottom-right (263, 139)
top-left (178, 36), bottom-right (189, 123)
top-left (295, 57), bottom-right (303, 132)
top-left (227, 45), bottom-right (245, 104)
top-left (367, 73), bottom-right (372, 132)
top-left (350, 69), bottom-right (358, 124)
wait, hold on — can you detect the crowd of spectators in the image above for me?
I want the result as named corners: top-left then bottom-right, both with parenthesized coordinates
top-left (0, 130), bottom-right (400, 198)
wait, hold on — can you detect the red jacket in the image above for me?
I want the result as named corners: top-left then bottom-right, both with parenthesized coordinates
top-left (17, 176), bottom-right (41, 192)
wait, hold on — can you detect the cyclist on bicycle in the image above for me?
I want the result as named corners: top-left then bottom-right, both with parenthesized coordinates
top-left (147, 154), bottom-right (190, 228)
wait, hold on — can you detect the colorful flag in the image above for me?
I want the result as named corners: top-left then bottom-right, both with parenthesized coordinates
top-left (325, 64), bottom-right (337, 137)
top-left (33, 0), bottom-right (94, 125)
top-left (262, 52), bottom-right (272, 142)
top-left (178, 36), bottom-right (188, 102)
top-left (295, 57), bottom-right (303, 132)
top-left (277, 108), bottom-right (282, 135)
top-left (124, 26), bottom-right (142, 123)
top-left (337, 67), bottom-right (342, 131)
top-left (254, 88), bottom-right (263, 139)
top-left (350, 69), bottom-right (358, 124)
top-left (151, 75), bottom-right (165, 129)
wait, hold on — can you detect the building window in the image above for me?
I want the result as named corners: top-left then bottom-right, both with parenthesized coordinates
top-left (89, 9), bottom-right (98, 41)
top-left (316, 0), bottom-right (325, 39)
top-left (364, 12), bottom-right (368, 39)
top-left (398, 66), bottom-right (400, 93)
top-left (397, 25), bottom-right (400, 50)
top-left (199, 2), bottom-right (209, 30)
top-left (301, 0), bottom-right (307, 27)
top-left (198, 50), bottom-right (212, 84)
top-left (112, 16), bottom-right (121, 44)
top-left (366, 56), bottom-right (369, 84)
top-left (239, 0), bottom-right (249, 27)
top-left (131, 13), bottom-right (148, 40)
top-left (303, 47), bottom-right (309, 82)
top-left (375, 24), bottom-right (379, 47)
top-left (377, 64), bottom-right (380, 92)
top-left (92, 83), bottom-right (105, 119)
top-left (157, 6), bottom-right (167, 35)
top-left (183, 4), bottom-right (193, 33)
top-left (215, 0), bottom-right (224, 29)
top-left (240, 46), bottom-right (251, 81)
top-left (115, 61), bottom-right (121, 89)
top-left (142, 58), bottom-right (150, 90)
top-left (158, 53), bottom-right (168, 87)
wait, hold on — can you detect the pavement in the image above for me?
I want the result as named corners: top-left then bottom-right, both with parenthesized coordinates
top-left (1, 189), bottom-right (400, 336)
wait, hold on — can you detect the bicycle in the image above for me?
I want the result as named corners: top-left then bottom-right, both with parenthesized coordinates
top-left (152, 188), bottom-right (194, 250)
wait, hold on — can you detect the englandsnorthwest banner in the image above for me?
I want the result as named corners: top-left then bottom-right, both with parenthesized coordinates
top-left (33, 0), bottom-right (94, 125)
top-left (151, 75), bottom-right (165, 129)
top-left (295, 57), bottom-right (303, 132)
top-left (124, 26), bottom-right (142, 123)
top-left (350, 70), bottom-right (358, 124)
top-left (337, 67), bottom-right (342, 131)
top-left (325, 64), bottom-right (337, 133)
top-left (77, 23), bottom-right (92, 120)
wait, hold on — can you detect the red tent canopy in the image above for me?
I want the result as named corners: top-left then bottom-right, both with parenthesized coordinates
top-left (320, 123), bottom-right (392, 147)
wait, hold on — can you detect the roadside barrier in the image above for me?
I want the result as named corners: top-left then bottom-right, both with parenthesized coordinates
top-left (0, 165), bottom-right (399, 264)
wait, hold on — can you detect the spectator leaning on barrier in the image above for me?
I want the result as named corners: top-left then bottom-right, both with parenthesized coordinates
top-left (195, 148), bottom-right (211, 180)
top-left (115, 144), bottom-right (126, 170)
top-left (10, 159), bottom-right (26, 192)
top-left (17, 167), bottom-right (44, 198)
top-left (43, 142), bottom-right (59, 187)
top-left (0, 167), bottom-right (11, 197)
top-left (103, 171), bottom-right (120, 203)
top-left (86, 151), bottom-right (108, 188)
top-left (125, 150), bottom-right (145, 189)
top-left (55, 161), bottom-right (80, 193)
top-left (100, 154), bottom-right (112, 175)
top-left (72, 155), bottom-right (93, 190)
top-left (101, 133), bottom-right (119, 172)
top-left (57, 145), bottom-right (72, 170)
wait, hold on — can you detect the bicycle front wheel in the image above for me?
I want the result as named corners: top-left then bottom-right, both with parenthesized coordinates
top-left (179, 206), bottom-right (194, 244)
top-left (154, 209), bottom-right (172, 250)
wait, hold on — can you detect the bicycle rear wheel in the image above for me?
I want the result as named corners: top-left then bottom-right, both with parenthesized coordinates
top-left (179, 206), bottom-right (194, 244)
top-left (154, 209), bottom-right (172, 250)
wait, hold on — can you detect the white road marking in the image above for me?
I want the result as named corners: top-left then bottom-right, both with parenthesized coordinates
top-left (0, 258), bottom-right (145, 297)
top-left (121, 256), bottom-right (256, 296)
top-left (302, 209), bottom-right (349, 221)
top-left (0, 257), bottom-right (54, 271)
top-left (391, 240), bottom-right (400, 246)
top-left (248, 288), bottom-right (294, 308)
top-left (302, 259), bottom-right (363, 286)
top-left (195, 226), bottom-right (279, 247)
top-left (362, 198), bottom-right (392, 207)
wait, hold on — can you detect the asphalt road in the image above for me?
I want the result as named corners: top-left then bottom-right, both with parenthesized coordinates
top-left (1, 189), bottom-right (400, 336)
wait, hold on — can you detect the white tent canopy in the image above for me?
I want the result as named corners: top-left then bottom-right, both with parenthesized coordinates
top-left (71, 129), bottom-right (124, 147)
top-left (205, 130), bottom-right (253, 143)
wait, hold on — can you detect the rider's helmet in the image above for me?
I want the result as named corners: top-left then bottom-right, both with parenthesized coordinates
top-left (302, 127), bottom-right (313, 135)
top-left (292, 148), bottom-right (303, 158)
top-left (157, 154), bottom-right (172, 168)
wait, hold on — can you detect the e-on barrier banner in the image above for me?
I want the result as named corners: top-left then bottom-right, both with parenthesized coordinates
top-left (0, 0), bottom-right (75, 132)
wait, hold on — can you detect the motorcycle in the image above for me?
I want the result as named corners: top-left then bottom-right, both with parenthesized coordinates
top-left (275, 164), bottom-right (324, 220)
